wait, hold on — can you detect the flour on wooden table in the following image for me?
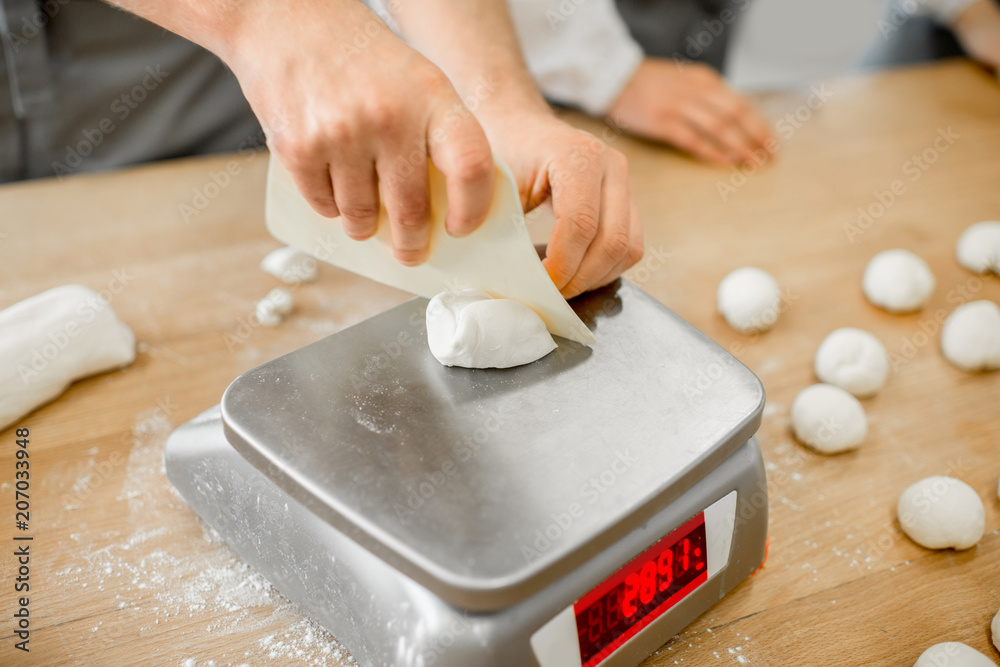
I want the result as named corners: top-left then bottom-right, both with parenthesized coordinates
top-left (54, 405), bottom-right (356, 665)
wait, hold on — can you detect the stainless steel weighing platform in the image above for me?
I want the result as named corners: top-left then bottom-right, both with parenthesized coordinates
top-left (165, 279), bottom-right (768, 667)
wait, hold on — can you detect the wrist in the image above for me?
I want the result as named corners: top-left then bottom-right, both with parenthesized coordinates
top-left (472, 88), bottom-right (554, 137)
top-left (188, 0), bottom-right (267, 67)
top-left (217, 0), bottom-right (373, 70)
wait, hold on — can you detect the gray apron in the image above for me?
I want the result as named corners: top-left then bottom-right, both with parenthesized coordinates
top-left (614, 0), bottom-right (746, 71)
top-left (0, 0), bottom-right (261, 182)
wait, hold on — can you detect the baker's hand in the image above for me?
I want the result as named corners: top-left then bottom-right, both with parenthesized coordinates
top-left (224, 0), bottom-right (495, 266)
top-left (952, 0), bottom-right (1000, 71)
top-left (484, 112), bottom-right (644, 299)
top-left (608, 58), bottom-right (775, 167)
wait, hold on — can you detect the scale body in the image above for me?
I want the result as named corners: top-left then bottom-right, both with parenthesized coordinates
top-left (165, 280), bottom-right (767, 667)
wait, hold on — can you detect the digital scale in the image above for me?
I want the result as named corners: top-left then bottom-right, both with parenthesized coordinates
top-left (165, 279), bottom-right (767, 667)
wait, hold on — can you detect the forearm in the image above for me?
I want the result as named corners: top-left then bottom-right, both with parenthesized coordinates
top-left (104, 0), bottom-right (377, 68)
top-left (103, 0), bottom-right (249, 61)
top-left (392, 0), bottom-right (551, 125)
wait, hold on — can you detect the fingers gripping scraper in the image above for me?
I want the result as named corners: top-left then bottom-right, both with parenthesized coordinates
top-left (169, 167), bottom-right (769, 666)
top-left (264, 155), bottom-right (595, 345)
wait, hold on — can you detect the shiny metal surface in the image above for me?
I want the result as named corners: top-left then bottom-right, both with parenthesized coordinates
top-left (165, 407), bottom-right (768, 667)
top-left (221, 280), bottom-right (764, 610)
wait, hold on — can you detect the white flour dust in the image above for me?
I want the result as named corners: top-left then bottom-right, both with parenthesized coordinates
top-left (54, 405), bottom-right (356, 666)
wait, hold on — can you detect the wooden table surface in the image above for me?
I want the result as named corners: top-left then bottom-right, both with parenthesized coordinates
top-left (2, 59), bottom-right (999, 666)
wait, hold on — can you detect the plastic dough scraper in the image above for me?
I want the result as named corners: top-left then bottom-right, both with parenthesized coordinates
top-left (164, 155), bottom-right (769, 667)
top-left (263, 154), bottom-right (595, 345)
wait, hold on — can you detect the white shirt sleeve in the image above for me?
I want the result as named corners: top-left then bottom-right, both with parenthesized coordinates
top-left (507, 0), bottom-right (645, 116)
top-left (891, 0), bottom-right (981, 24)
top-left (364, 0), bottom-right (643, 116)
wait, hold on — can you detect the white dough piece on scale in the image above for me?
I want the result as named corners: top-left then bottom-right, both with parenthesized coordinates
top-left (0, 284), bottom-right (136, 431)
top-left (426, 290), bottom-right (557, 369)
top-left (265, 155), bottom-right (595, 346)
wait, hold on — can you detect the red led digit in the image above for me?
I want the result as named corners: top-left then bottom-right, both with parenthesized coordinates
top-left (621, 573), bottom-right (639, 617)
top-left (657, 550), bottom-right (674, 591)
top-left (588, 601), bottom-right (604, 644)
top-left (638, 561), bottom-right (656, 605)
top-left (606, 586), bottom-right (622, 632)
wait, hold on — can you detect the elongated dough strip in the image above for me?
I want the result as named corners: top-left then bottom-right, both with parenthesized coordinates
top-left (1, 285), bottom-right (136, 430)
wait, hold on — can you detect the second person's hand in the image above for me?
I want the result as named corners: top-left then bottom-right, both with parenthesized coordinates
top-left (609, 58), bottom-right (775, 167)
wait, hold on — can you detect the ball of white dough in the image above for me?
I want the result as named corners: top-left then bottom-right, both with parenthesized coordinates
top-left (862, 249), bottom-right (935, 313)
top-left (992, 607), bottom-right (1000, 653)
top-left (956, 220), bottom-right (1000, 275)
top-left (426, 290), bottom-right (557, 369)
top-left (261, 246), bottom-right (319, 284)
top-left (717, 267), bottom-right (782, 334)
top-left (897, 476), bottom-right (985, 550)
top-left (255, 287), bottom-right (294, 327)
top-left (941, 300), bottom-right (1000, 372)
top-left (914, 642), bottom-right (994, 667)
top-left (814, 327), bottom-right (890, 397)
top-left (790, 383), bottom-right (868, 454)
